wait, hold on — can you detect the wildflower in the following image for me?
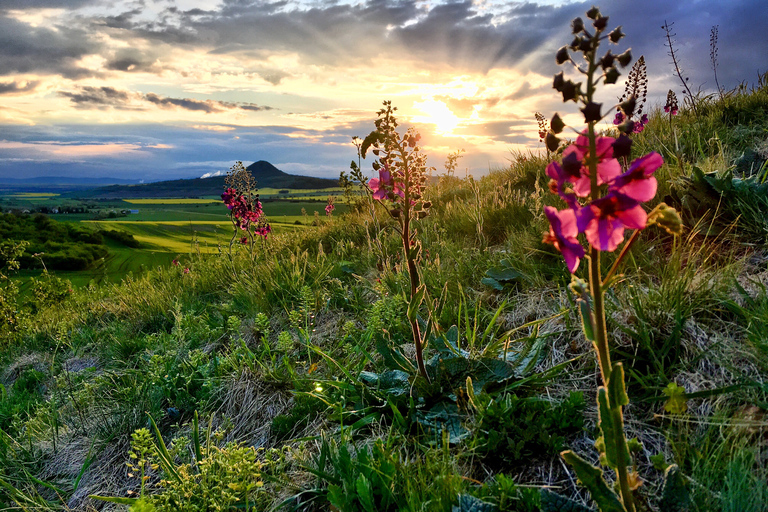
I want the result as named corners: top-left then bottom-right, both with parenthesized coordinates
top-left (569, 134), bottom-right (622, 196)
top-left (240, 236), bottom-right (248, 244)
top-left (664, 89), bottom-right (679, 115)
top-left (172, 259), bottom-right (179, 266)
top-left (183, 267), bottom-right (190, 274)
top-left (577, 192), bottom-right (647, 251)
top-left (544, 206), bottom-right (585, 273)
top-left (368, 168), bottom-right (392, 201)
top-left (609, 151), bottom-right (662, 202)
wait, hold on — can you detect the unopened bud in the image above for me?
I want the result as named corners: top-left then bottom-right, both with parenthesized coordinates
top-left (648, 203), bottom-right (684, 235)
top-left (417, 210), bottom-right (428, 219)
top-left (612, 134), bottom-right (633, 158)
top-left (620, 97), bottom-right (636, 117)
top-left (600, 51), bottom-right (615, 70)
top-left (545, 132), bottom-right (561, 152)
top-left (571, 17), bottom-right (584, 34)
top-left (550, 113), bottom-right (565, 134)
top-left (568, 275), bottom-right (589, 297)
top-left (580, 102), bottom-right (602, 123)
top-left (390, 208), bottom-right (401, 218)
top-left (560, 80), bottom-right (580, 102)
top-left (586, 6), bottom-right (600, 20)
top-left (609, 26), bottom-right (624, 43)
top-left (617, 49), bottom-right (632, 67)
top-left (579, 38), bottom-right (592, 53)
top-left (422, 201), bottom-right (432, 209)
top-left (604, 66), bottom-right (620, 84)
top-left (553, 71), bottom-right (565, 91)
top-left (593, 16), bottom-right (608, 31)
top-left (556, 46), bottom-right (570, 65)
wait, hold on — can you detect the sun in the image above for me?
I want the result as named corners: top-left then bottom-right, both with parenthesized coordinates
top-left (411, 98), bottom-right (460, 135)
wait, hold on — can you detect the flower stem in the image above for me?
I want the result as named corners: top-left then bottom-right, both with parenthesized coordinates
top-left (602, 229), bottom-right (641, 287)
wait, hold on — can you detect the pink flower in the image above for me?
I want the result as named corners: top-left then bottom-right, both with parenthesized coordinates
top-left (570, 134), bottom-right (622, 196)
top-left (183, 267), bottom-right (190, 274)
top-left (543, 206), bottom-right (585, 273)
top-left (609, 152), bottom-right (663, 202)
top-left (577, 192), bottom-right (647, 251)
top-left (240, 236), bottom-right (248, 244)
top-left (172, 259), bottom-right (179, 266)
top-left (368, 169), bottom-right (391, 201)
top-left (613, 111), bottom-right (625, 125)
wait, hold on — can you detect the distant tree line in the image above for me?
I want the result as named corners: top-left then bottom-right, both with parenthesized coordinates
top-left (0, 213), bottom-right (139, 271)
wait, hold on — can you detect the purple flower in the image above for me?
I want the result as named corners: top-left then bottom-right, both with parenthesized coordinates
top-left (544, 206), bottom-right (585, 273)
top-left (609, 152), bottom-right (663, 202)
top-left (577, 192), bottom-right (647, 251)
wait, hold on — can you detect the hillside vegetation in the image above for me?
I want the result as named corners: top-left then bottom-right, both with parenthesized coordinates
top-left (1, 12), bottom-right (768, 512)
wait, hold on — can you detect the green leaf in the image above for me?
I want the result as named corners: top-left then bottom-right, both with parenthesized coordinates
top-left (660, 464), bottom-right (690, 512)
top-left (148, 414), bottom-right (183, 483)
top-left (663, 382), bottom-right (688, 414)
top-left (596, 387), bottom-right (629, 470)
top-left (408, 284), bottom-right (427, 322)
top-left (561, 451), bottom-right (626, 512)
top-left (356, 474), bottom-right (376, 512)
top-left (607, 363), bottom-right (629, 408)
top-left (90, 495), bottom-right (140, 505)
top-left (452, 494), bottom-right (498, 512)
top-left (578, 300), bottom-right (595, 342)
top-left (540, 489), bottom-right (595, 512)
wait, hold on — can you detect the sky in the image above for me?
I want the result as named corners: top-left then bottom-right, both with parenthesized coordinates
top-left (0, 0), bottom-right (766, 183)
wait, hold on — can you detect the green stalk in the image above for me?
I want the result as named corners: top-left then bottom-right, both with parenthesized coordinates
top-left (585, 37), bottom-right (634, 512)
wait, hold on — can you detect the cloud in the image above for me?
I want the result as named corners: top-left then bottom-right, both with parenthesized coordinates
top-left (0, 79), bottom-right (39, 95)
top-left (58, 86), bottom-right (276, 113)
top-left (0, 14), bottom-right (99, 79)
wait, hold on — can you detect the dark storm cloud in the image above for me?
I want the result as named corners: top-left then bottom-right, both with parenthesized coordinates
top-left (58, 86), bottom-right (275, 114)
top-left (0, 15), bottom-right (98, 78)
top-left (0, 80), bottom-right (39, 95)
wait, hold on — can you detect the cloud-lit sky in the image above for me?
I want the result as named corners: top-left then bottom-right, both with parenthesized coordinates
top-left (0, 0), bottom-right (765, 182)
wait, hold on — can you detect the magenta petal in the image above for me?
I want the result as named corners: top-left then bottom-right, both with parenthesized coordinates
top-left (616, 204), bottom-right (647, 230)
top-left (573, 175), bottom-right (592, 197)
top-left (558, 207), bottom-right (579, 238)
top-left (546, 161), bottom-right (563, 181)
top-left (597, 158), bottom-right (621, 184)
top-left (630, 152), bottom-right (663, 177)
top-left (617, 177), bottom-right (657, 202)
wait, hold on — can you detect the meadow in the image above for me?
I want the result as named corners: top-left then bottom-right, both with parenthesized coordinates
top-left (0, 9), bottom-right (767, 512)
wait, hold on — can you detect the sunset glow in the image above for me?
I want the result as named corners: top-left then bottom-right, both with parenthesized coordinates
top-left (0, 1), bottom-right (763, 182)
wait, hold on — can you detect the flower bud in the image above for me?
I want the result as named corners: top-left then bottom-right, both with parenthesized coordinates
top-left (618, 119), bottom-right (636, 134)
top-left (648, 203), bottom-right (683, 235)
top-left (571, 17), bottom-right (584, 34)
top-left (600, 51), bottom-right (615, 70)
top-left (579, 38), bottom-right (592, 53)
top-left (612, 134), bottom-right (633, 158)
top-left (580, 101), bottom-right (602, 123)
top-left (545, 132), bottom-right (561, 152)
top-left (568, 275), bottom-right (589, 297)
top-left (608, 26), bottom-right (624, 43)
top-left (586, 6), bottom-right (601, 20)
top-left (422, 201), bottom-right (432, 209)
top-left (553, 71), bottom-right (565, 91)
top-left (603, 66), bottom-right (620, 84)
top-left (417, 210), bottom-right (428, 219)
top-left (560, 80), bottom-right (580, 102)
top-left (556, 46), bottom-right (570, 65)
top-left (617, 49), bottom-right (632, 67)
top-left (569, 36), bottom-right (582, 51)
top-left (390, 208), bottom-right (401, 218)
top-left (593, 16), bottom-right (609, 31)
top-left (550, 113), bottom-right (565, 134)
top-left (620, 97), bottom-right (636, 117)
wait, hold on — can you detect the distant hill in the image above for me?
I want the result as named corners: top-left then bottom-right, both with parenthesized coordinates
top-left (67, 161), bottom-right (339, 199)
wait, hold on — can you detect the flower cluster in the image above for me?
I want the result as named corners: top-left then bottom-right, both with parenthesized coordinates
top-left (325, 196), bottom-right (335, 216)
top-left (545, 135), bottom-right (663, 270)
top-left (613, 56), bottom-right (648, 133)
top-left (222, 187), bottom-right (266, 231)
top-left (664, 89), bottom-right (679, 115)
top-left (221, 162), bottom-right (272, 252)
